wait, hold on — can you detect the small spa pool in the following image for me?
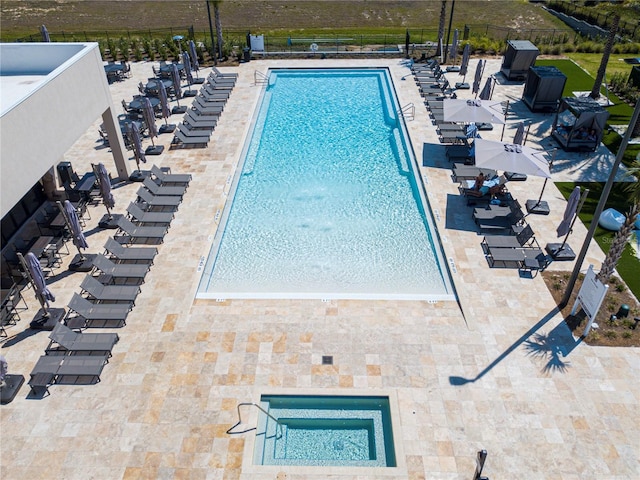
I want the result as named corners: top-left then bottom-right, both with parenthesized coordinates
top-left (253, 395), bottom-right (396, 467)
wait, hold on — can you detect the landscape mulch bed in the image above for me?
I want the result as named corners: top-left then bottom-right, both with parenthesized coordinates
top-left (542, 271), bottom-right (640, 347)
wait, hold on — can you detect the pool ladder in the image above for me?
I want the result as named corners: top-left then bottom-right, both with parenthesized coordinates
top-left (226, 402), bottom-right (283, 440)
top-left (254, 70), bottom-right (269, 85)
top-left (397, 103), bottom-right (415, 121)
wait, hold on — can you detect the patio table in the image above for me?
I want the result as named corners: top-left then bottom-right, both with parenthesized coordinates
top-left (145, 78), bottom-right (173, 96)
top-left (128, 96), bottom-right (161, 112)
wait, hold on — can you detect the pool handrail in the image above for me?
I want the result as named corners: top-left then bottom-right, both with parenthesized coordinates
top-left (226, 402), bottom-right (283, 440)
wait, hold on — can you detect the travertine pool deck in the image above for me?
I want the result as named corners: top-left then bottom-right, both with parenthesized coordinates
top-left (0, 58), bottom-right (638, 480)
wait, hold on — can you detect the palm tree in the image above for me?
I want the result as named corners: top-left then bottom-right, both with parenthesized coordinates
top-left (213, 0), bottom-right (224, 60)
top-left (596, 159), bottom-right (640, 282)
top-left (437, 0), bottom-right (446, 58)
top-left (589, 3), bottom-right (626, 100)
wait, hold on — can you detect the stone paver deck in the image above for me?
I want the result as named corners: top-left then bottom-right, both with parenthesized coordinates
top-left (0, 57), bottom-right (638, 480)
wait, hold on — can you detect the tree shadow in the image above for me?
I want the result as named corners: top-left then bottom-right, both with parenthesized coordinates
top-left (522, 320), bottom-right (582, 374)
top-left (444, 193), bottom-right (482, 233)
top-left (422, 142), bottom-right (451, 170)
top-left (449, 306), bottom-right (563, 385)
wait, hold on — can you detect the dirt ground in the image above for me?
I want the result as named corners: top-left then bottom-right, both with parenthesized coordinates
top-left (542, 270), bottom-right (640, 347)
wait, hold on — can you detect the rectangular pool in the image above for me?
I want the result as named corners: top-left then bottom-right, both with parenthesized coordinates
top-left (198, 68), bottom-right (453, 300)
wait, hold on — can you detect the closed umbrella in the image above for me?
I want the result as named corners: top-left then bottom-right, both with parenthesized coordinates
top-left (142, 97), bottom-right (163, 155)
top-left (405, 29), bottom-right (410, 59)
top-left (472, 59), bottom-right (484, 96)
top-left (513, 122), bottom-right (526, 145)
top-left (189, 40), bottom-right (203, 82)
top-left (455, 44), bottom-right (471, 89)
top-left (547, 186), bottom-right (588, 260)
top-left (127, 121), bottom-right (146, 182)
top-left (170, 63), bottom-right (186, 114)
top-left (63, 199), bottom-right (88, 253)
top-left (157, 80), bottom-right (175, 133)
top-left (182, 51), bottom-right (197, 96)
top-left (94, 162), bottom-right (122, 229)
top-left (478, 76), bottom-right (493, 101)
top-left (449, 29), bottom-right (459, 67)
top-left (20, 252), bottom-right (55, 319)
top-left (443, 99), bottom-right (505, 125)
top-left (40, 25), bottom-right (50, 42)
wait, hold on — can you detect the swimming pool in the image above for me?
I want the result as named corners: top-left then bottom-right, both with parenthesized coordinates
top-left (198, 68), bottom-right (453, 300)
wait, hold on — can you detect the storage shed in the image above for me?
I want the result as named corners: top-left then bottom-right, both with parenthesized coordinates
top-left (551, 97), bottom-right (610, 152)
top-left (522, 66), bottom-right (567, 112)
top-left (500, 40), bottom-right (539, 81)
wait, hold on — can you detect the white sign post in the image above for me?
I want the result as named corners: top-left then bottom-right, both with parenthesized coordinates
top-left (570, 265), bottom-right (609, 337)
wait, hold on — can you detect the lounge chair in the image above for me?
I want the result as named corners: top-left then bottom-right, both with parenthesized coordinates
top-left (104, 236), bottom-right (157, 264)
top-left (46, 321), bottom-right (119, 357)
top-left (143, 177), bottom-right (187, 197)
top-left (451, 164), bottom-right (497, 182)
top-left (192, 97), bottom-right (225, 114)
top-left (91, 253), bottom-right (150, 279)
top-left (175, 122), bottom-right (211, 138)
top-left (476, 209), bottom-right (525, 234)
top-left (184, 109), bottom-right (218, 128)
top-left (136, 187), bottom-right (182, 208)
top-left (487, 246), bottom-right (547, 270)
top-left (200, 84), bottom-right (232, 98)
top-left (150, 164), bottom-right (191, 185)
top-left (116, 214), bottom-right (168, 243)
top-left (182, 117), bottom-right (216, 133)
top-left (66, 292), bottom-right (131, 329)
top-left (80, 275), bottom-right (140, 303)
top-left (126, 202), bottom-right (174, 225)
top-left (28, 354), bottom-right (109, 394)
top-left (481, 224), bottom-right (538, 251)
top-left (211, 66), bottom-right (238, 79)
top-left (171, 129), bottom-right (210, 149)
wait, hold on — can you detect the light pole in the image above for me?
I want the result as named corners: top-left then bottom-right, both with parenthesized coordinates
top-left (443, 0), bottom-right (456, 64)
top-left (560, 99), bottom-right (640, 308)
top-left (206, 0), bottom-right (217, 65)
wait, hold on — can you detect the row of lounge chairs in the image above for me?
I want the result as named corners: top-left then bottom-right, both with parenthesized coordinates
top-left (28, 165), bottom-right (192, 395)
top-left (171, 68), bottom-right (238, 149)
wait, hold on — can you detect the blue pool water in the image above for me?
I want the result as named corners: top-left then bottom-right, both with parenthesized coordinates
top-left (198, 68), bottom-right (452, 300)
top-left (254, 395), bottom-right (396, 467)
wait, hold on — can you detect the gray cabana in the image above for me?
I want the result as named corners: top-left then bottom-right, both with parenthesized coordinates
top-left (552, 97), bottom-right (610, 152)
top-left (522, 66), bottom-right (567, 113)
top-left (500, 40), bottom-right (539, 81)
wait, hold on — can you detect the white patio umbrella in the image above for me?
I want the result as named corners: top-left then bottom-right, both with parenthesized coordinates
top-left (455, 44), bottom-right (471, 89)
top-left (443, 99), bottom-right (505, 125)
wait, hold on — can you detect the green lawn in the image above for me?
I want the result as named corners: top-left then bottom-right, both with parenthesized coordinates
top-left (555, 182), bottom-right (640, 300)
top-left (566, 52), bottom-right (638, 79)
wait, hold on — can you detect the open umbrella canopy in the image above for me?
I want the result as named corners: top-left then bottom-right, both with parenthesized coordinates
top-left (96, 162), bottom-right (115, 210)
top-left (474, 139), bottom-right (551, 178)
top-left (25, 252), bottom-right (55, 307)
top-left (64, 200), bottom-right (88, 251)
top-left (443, 99), bottom-right (505, 124)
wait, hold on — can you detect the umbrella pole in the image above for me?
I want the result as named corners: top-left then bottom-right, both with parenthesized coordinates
top-left (56, 201), bottom-right (84, 260)
top-left (525, 151), bottom-right (556, 215)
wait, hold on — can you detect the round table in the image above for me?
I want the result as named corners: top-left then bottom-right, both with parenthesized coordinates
top-left (128, 96), bottom-right (161, 112)
top-left (144, 79), bottom-right (173, 96)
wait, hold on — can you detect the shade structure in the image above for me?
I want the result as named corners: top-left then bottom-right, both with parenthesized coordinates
top-left (157, 81), bottom-right (175, 133)
top-left (171, 63), bottom-right (186, 114)
top-left (443, 99), bottom-right (505, 125)
top-left (513, 122), bottom-right (526, 145)
top-left (478, 76), bottom-right (493, 101)
top-left (455, 44), bottom-right (471, 89)
top-left (127, 121), bottom-right (146, 182)
top-left (40, 25), bottom-right (50, 42)
top-left (142, 97), bottom-right (163, 155)
top-left (472, 59), bottom-right (485, 96)
top-left (25, 252), bottom-right (55, 308)
top-left (474, 139), bottom-right (550, 178)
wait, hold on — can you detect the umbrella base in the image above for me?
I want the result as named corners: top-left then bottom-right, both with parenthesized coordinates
top-left (1, 375), bottom-right (25, 405)
top-left (30, 307), bottom-right (65, 331)
top-left (505, 172), bottom-right (528, 181)
top-left (446, 66), bottom-right (460, 72)
top-left (192, 78), bottom-right (205, 84)
top-left (455, 82), bottom-right (470, 89)
top-left (546, 243), bottom-right (577, 261)
top-left (129, 170), bottom-right (150, 182)
top-left (525, 199), bottom-right (550, 215)
top-left (159, 123), bottom-right (176, 134)
top-left (183, 89), bottom-right (198, 97)
top-left (477, 123), bottom-right (494, 131)
top-left (171, 105), bottom-right (188, 115)
top-left (69, 253), bottom-right (96, 272)
top-left (145, 145), bottom-right (164, 155)
top-left (98, 213), bottom-right (123, 229)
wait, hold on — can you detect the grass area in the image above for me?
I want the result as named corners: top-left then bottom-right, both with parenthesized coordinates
top-left (0, 0), bottom-right (570, 42)
top-left (555, 182), bottom-right (640, 300)
top-left (566, 52), bottom-right (638, 79)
